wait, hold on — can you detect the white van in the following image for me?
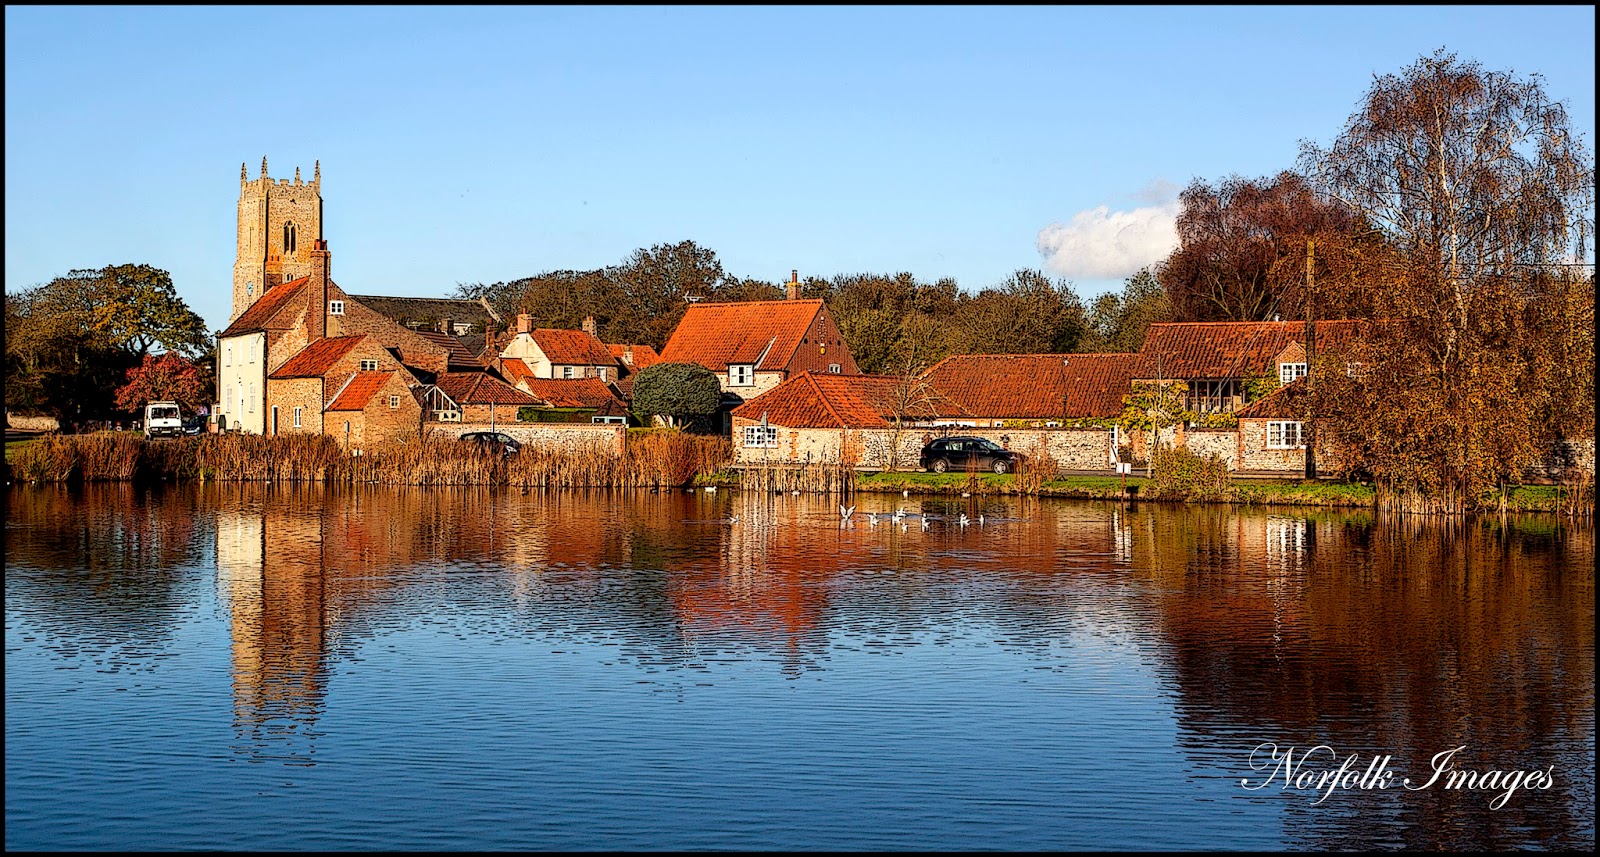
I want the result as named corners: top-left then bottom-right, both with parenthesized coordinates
top-left (144, 401), bottom-right (183, 439)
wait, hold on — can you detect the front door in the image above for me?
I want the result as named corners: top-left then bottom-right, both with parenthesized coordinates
top-left (271, 406), bottom-right (279, 436)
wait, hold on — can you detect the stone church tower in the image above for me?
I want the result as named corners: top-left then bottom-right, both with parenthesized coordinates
top-left (231, 157), bottom-right (323, 321)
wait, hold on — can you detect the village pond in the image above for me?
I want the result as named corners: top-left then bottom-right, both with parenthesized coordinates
top-left (4, 484), bottom-right (1594, 850)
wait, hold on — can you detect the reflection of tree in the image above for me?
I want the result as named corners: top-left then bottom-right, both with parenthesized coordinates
top-left (1130, 508), bottom-right (1595, 850)
top-left (5, 484), bottom-right (204, 665)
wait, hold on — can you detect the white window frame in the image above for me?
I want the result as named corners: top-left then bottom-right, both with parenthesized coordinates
top-left (249, 340), bottom-right (257, 363)
top-left (561, 365), bottom-right (575, 379)
top-left (828, 363), bottom-right (841, 374)
top-left (1109, 425), bottom-right (1121, 463)
top-left (1279, 362), bottom-right (1307, 385)
top-left (248, 383), bottom-right (256, 412)
top-left (329, 300), bottom-right (345, 315)
top-left (360, 359), bottom-right (379, 371)
top-left (743, 424), bottom-right (778, 448)
top-left (729, 364), bottom-right (754, 387)
top-left (389, 395), bottom-right (401, 409)
top-left (292, 406), bottom-right (303, 428)
top-left (1266, 421), bottom-right (1304, 449)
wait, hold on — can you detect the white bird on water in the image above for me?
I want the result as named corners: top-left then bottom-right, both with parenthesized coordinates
top-left (867, 512), bottom-right (879, 527)
top-left (839, 504), bottom-right (855, 522)
top-left (921, 516), bottom-right (930, 531)
top-left (978, 514), bottom-right (985, 527)
top-left (704, 485), bottom-right (717, 493)
top-left (728, 514), bottom-right (740, 525)
top-left (958, 513), bottom-right (971, 527)
top-left (902, 489), bottom-right (910, 498)
top-left (892, 508), bottom-right (906, 522)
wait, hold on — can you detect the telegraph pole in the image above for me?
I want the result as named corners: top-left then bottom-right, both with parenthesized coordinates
top-left (1304, 238), bottom-right (1317, 480)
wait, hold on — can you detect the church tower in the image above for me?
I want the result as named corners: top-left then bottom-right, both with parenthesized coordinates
top-left (231, 157), bottom-right (323, 321)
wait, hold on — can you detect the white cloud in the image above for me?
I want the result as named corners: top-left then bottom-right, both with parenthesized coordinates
top-left (1036, 185), bottom-right (1181, 281)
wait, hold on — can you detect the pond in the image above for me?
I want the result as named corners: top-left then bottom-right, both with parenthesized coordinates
top-left (5, 484), bottom-right (1593, 850)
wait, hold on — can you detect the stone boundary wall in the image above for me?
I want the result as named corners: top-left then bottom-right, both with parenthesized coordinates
top-left (731, 420), bottom-right (1118, 473)
top-left (1524, 438), bottom-right (1596, 483)
top-left (429, 422), bottom-right (626, 456)
top-left (6, 413), bottom-right (61, 432)
top-left (1181, 428), bottom-right (1238, 470)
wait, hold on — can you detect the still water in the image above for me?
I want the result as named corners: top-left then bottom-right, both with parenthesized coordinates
top-left (5, 484), bottom-right (1594, 850)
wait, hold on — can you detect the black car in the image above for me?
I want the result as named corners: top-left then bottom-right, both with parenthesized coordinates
top-left (182, 416), bottom-right (206, 436)
top-left (920, 436), bottom-right (1022, 474)
top-left (460, 431), bottom-right (522, 456)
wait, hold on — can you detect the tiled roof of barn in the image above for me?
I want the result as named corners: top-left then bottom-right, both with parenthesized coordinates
top-left (347, 295), bottom-right (500, 326)
top-left (415, 331), bottom-right (488, 369)
top-left (731, 372), bottom-right (956, 429)
top-left (434, 371), bottom-right (538, 406)
top-left (519, 378), bottom-right (624, 409)
top-left (268, 335), bottom-right (365, 379)
top-left (219, 276), bottom-right (310, 337)
top-left (530, 328), bottom-right (617, 366)
top-left (659, 299), bottom-right (827, 372)
top-left (607, 343), bottom-right (661, 371)
top-left (1138, 320), bottom-right (1367, 379)
top-left (326, 371), bottom-right (394, 411)
top-left (920, 353), bottom-right (1141, 419)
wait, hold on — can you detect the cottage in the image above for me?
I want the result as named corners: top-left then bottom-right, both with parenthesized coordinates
top-left (659, 298), bottom-right (860, 401)
top-left (499, 314), bottom-right (620, 381)
top-left (1232, 379), bottom-right (1339, 474)
top-left (1137, 320), bottom-right (1366, 414)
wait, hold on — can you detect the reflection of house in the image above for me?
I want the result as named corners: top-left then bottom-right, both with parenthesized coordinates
top-left (1136, 320), bottom-right (1365, 414)
top-left (920, 353), bottom-right (1141, 427)
top-left (659, 299), bottom-right (860, 400)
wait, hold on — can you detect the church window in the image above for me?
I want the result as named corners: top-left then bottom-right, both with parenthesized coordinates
top-left (283, 222), bottom-right (297, 254)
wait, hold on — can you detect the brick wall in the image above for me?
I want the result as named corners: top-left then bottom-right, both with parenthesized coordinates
top-left (329, 285), bottom-right (449, 375)
top-left (730, 418), bottom-right (1118, 473)
top-left (266, 378), bottom-right (324, 435)
top-left (330, 373), bottom-right (422, 449)
top-left (431, 422), bottom-right (628, 456)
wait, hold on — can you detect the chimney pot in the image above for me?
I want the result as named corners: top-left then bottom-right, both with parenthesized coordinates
top-left (582, 315), bottom-right (598, 338)
top-left (517, 313), bottom-right (532, 335)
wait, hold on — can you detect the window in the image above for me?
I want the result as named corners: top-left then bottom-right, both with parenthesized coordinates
top-left (1266, 421), bottom-right (1303, 449)
top-left (592, 415), bottom-right (626, 424)
top-left (1279, 362), bottom-right (1307, 385)
top-left (360, 359), bottom-right (379, 371)
top-left (248, 383), bottom-right (255, 412)
top-left (249, 340), bottom-right (257, 363)
top-left (828, 363), bottom-right (841, 374)
top-left (743, 425), bottom-right (778, 448)
top-left (292, 406), bottom-right (303, 428)
top-left (329, 300), bottom-right (345, 315)
top-left (389, 395), bottom-right (401, 409)
top-left (283, 222), bottom-right (297, 254)
top-left (729, 365), bottom-right (754, 386)
top-left (596, 367), bottom-right (608, 381)
top-left (561, 365), bottom-right (575, 379)
top-left (246, 282), bottom-right (254, 299)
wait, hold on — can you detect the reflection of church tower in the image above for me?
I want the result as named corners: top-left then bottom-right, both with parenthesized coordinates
top-left (215, 494), bottom-right (328, 756)
top-left (231, 157), bottom-right (323, 321)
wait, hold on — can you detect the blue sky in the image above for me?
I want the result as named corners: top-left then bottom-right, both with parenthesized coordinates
top-left (5, 5), bottom-right (1594, 332)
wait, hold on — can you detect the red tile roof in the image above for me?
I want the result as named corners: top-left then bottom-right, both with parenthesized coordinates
top-left (219, 276), bottom-right (310, 337)
top-left (415, 331), bottom-right (487, 369)
top-left (326, 372), bottom-right (393, 411)
top-left (921, 353), bottom-right (1141, 419)
top-left (499, 357), bottom-right (537, 386)
top-left (660, 299), bottom-right (829, 372)
top-left (731, 372), bottom-right (953, 429)
top-left (1138, 320), bottom-right (1367, 379)
top-left (434, 372), bottom-right (538, 406)
top-left (1234, 378), bottom-right (1308, 420)
top-left (607, 343), bottom-right (660, 371)
top-left (519, 378), bottom-right (624, 409)
top-left (268, 335), bottom-right (365, 379)
top-left (531, 328), bottom-right (616, 366)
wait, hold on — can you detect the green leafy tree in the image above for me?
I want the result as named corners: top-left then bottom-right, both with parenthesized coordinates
top-left (1083, 268), bottom-right (1176, 352)
top-left (1118, 380), bottom-right (1194, 477)
top-left (630, 362), bottom-right (722, 429)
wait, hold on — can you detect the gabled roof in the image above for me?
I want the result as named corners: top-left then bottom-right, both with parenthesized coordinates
top-left (519, 377), bottom-right (624, 409)
top-left (415, 330), bottom-right (487, 369)
top-left (607, 343), bottom-right (661, 371)
top-left (434, 371), bottom-right (538, 406)
top-left (731, 371), bottom-right (951, 429)
top-left (659, 299), bottom-right (827, 372)
top-left (530, 328), bottom-right (616, 366)
top-left (1138, 320), bottom-right (1367, 379)
top-left (220, 276), bottom-right (310, 337)
top-left (1235, 378), bottom-right (1308, 420)
top-left (268, 335), bottom-right (365, 379)
top-left (326, 371), bottom-right (394, 411)
top-left (499, 357), bottom-right (537, 386)
top-left (921, 353), bottom-right (1141, 419)
top-left (347, 295), bottom-right (500, 326)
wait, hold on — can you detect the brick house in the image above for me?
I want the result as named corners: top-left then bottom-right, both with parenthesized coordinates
top-left (325, 371), bottom-right (424, 449)
top-left (499, 314), bottom-right (620, 381)
top-left (1136, 320), bottom-right (1367, 414)
top-left (658, 299), bottom-right (860, 401)
top-left (1231, 379), bottom-right (1340, 473)
top-left (424, 372), bottom-right (539, 427)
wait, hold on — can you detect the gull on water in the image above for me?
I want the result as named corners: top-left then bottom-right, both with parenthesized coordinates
top-left (958, 513), bottom-right (971, 527)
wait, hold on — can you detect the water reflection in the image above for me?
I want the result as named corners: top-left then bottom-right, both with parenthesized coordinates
top-left (5, 485), bottom-right (1593, 850)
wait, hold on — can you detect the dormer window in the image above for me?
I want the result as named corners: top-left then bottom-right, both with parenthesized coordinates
top-left (329, 300), bottom-right (345, 315)
top-left (1279, 362), bottom-right (1307, 384)
top-left (729, 365), bottom-right (754, 386)
top-left (360, 359), bottom-right (379, 371)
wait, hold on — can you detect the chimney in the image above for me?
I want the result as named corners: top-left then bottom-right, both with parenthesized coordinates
top-left (443, 317), bottom-right (456, 336)
top-left (786, 269), bottom-right (801, 301)
top-left (582, 315), bottom-right (598, 338)
top-left (517, 313), bottom-right (533, 335)
top-left (623, 345), bottom-right (634, 366)
top-left (308, 239), bottom-right (330, 341)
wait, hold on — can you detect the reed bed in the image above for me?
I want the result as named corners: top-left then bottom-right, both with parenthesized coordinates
top-left (740, 461), bottom-right (859, 495)
top-left (7, 430), bottom-right (733, 490)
